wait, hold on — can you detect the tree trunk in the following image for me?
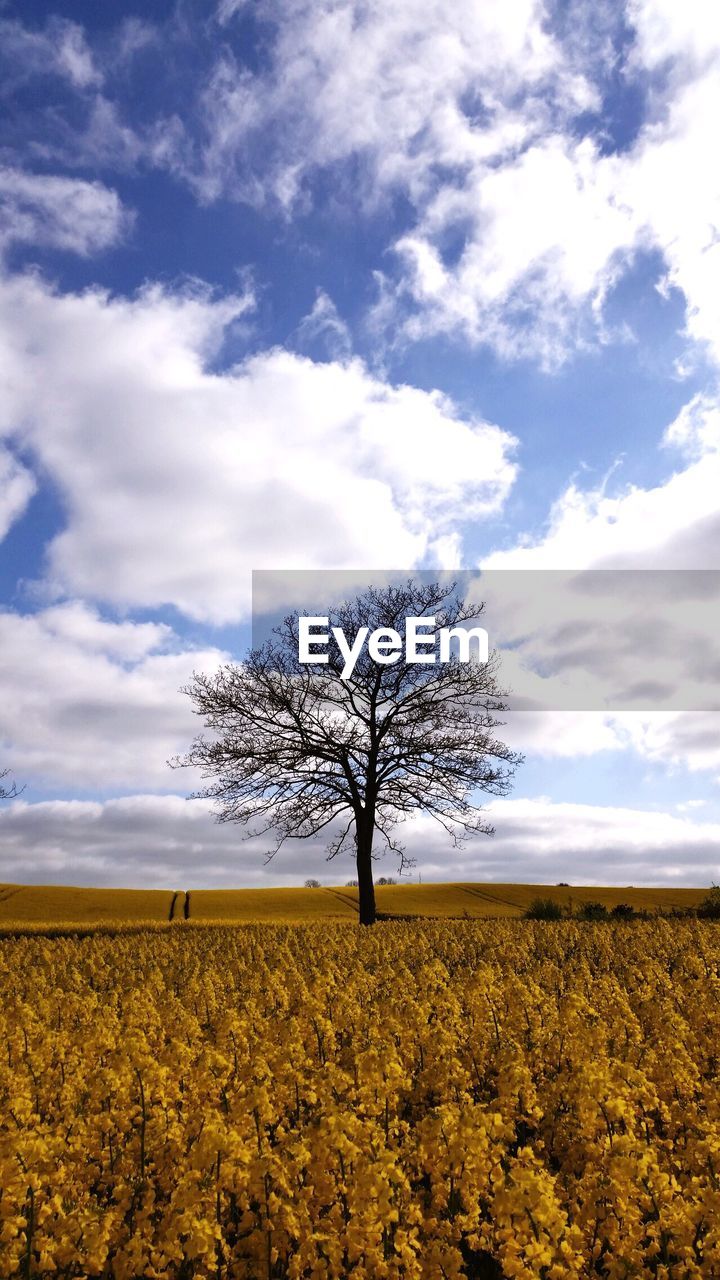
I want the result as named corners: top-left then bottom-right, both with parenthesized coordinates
top-left (356, 818), bottom-right (376, 926)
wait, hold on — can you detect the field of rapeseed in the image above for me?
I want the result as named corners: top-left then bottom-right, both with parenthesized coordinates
top-left (1, 919), bottom-right (719, 1279)
top-left (0, 883), bottom-right (708, 927)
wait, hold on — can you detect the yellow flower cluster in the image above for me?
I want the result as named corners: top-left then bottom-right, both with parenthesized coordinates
top-left (1, 918), bottom-right (719, 1278)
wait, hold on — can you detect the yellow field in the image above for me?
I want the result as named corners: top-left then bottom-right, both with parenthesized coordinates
top-left (189, 886), bottom-right (358, 921)
top-left (2, 919), bottom-right (720, 1278)
top-left (0, 880), bottom-right (709, 928)
top-left (337, 882), bottom-right (709, 920)
top-left (0, 884), bottom-right (175, 924)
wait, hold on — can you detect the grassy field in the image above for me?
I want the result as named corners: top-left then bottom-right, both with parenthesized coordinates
top-left (0, 880), bottom-right (709, 927)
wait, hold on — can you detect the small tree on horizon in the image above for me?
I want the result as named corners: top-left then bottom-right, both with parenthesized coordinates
top-left (174, 579), bottom-right (522, 925)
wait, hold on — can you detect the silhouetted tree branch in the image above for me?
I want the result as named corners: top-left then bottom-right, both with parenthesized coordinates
top-left (0, 770), bottom-right (21, 801)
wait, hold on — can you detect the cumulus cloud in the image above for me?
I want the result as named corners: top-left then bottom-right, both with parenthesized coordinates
top-left (194, 0), bottom-right (576, 207)
top-left (483, 392), bottom-right (720, 571)
top-left (0, 796), bottom-right (228, 889)
top-left (4, 5), bottom-right (720, 369)
top-left (0, 168), bottom-right (132, 257)
top-left (0, 2), bottom-right (718, 878)
top-left (388, 4), bottom-right (720, 364)
top-left (393, 137), bottom-right (640, 364)
top-left (0, 272), bottom-right (517, 623)
top-left (464, 795), bottom-right (720, 885)
top-left (0, 604), bottom-right (226, 792)
top-left (187, 3), bottom-right (618, 365)
top-left (0, 793), bottom-right (717, 889)
top-left (162, 0), bottom-right (720, 368)
top-left (390, 65), bottom-right (720, 365)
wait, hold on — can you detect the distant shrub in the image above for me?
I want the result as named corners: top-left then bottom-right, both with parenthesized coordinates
top-left (525, 897), bottom-right (565, 920)
top-left (304, 879), bottom-right (321, 888)
top-left (556, 882), bottom-right (570, 887)
top-left (697, 885), bottom-right (720, 919)
top-left (577, 901), bottom-right (608, 921)
top-left (610, 903), bottom-right (635, 919)
top-left (345, 880), bottom-right (358, 887)
top-left (377, 877), bottom-right (397, 885)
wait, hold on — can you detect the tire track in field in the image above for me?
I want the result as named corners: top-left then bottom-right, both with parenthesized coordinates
top-left (168, 891), bottom-right (179, 922)
top-left (184, 891), bottom-right (190, 920)
top-left (324, 888), bottom-right (359, 915)
top-left (461, 886), bottom-right (524, 913)
top-left (0, 887), bottom-right (21, 907)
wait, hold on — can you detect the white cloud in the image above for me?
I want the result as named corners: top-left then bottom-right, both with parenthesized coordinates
top-left (482, 392), bottom-right (720, 571)
top-left (0, 272), bottom-right (517, 623)
top-left (182, 1), bottom-right (606, 363)
top-left (0, 796), bottom-right (229, 889)
top-left (72, 98), bottom-right (146, 171)
top-left (391, 2), bottom-right (720, 365)
top-left (195, 0), bottom-right (576, 206)
top-left (622, 75), bottom-right (720, 369)
top-left (107, 18), bottom-right (159, 70)
top-left (0, 17), bottom-right (102, 90)
top-left (0, 447), bottom-right (35, 540)
top-left (0, 168), bottom-right (131, 256)
top-left (482, 386), bottom-right (720, 573)
top-left (502, 710), bottom-right (623, 758)
top-left (4, 5), bottom-right (720, 370)
top-left (479, 388), bottom-right (720, 776)
top-left (500, 459), bottom-right (720, 570)
top-left (0, 604), bottom-right (225, 791)
top-left (393, 54), bottom-right (720, 363)
top-left (53, 21), bottom-right (102, 89)
top-left (216, 0), bottom-right (250, 26)
top-left (4, 5), bottom-right (720, 371)
top-left (661, 392), bottom-right (720, 458)
top-left (0, 793), bottom-right (717, 889)
top-left (395, 136), bottom-right (639, 364)
top-left (475, 795), bottom-right (720, 885)
top-left (176, 1), bottom-right (720, 368)
top-left (627, 0), bottom-right (720, 72)
top-left (38, 601), bottom-right (174, 662)
top-left (616, 713), bottom-right (720, 777)
top-left (294, 290), bottom-right (352, 361)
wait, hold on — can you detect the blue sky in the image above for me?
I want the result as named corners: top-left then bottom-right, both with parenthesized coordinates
top-left (1, 0), bottom-right (720, 888)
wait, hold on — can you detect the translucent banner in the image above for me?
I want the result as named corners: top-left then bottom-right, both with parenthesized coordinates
top-left (251, 569), bottom-right (720, 711)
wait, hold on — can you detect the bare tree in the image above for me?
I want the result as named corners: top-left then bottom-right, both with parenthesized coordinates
top-left (174, 579), bottom-right (522, 925)
top-left (0, 770), bottom-right (21, 800)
